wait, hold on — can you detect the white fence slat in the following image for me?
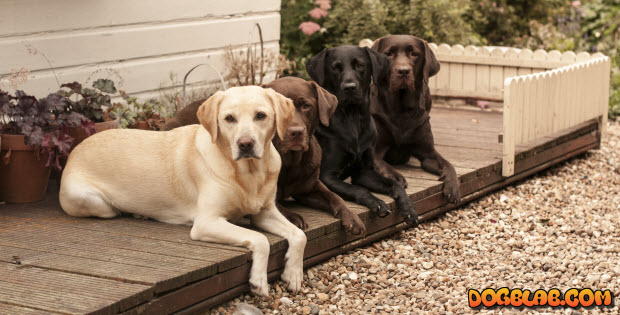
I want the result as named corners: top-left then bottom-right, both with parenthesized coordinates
top-left (518, 67), bottom-right (533, 76)
top-left (503, 77), bottom-right (516, 176)
top-left (514, 78), bottom-right (525, 145)
top-left (535, 73), bottom-right (545, 138)
top-left (462, 64), bottom-right (475, 91)
top-left (552, 70), bottom-right (562, 134)
top-left (450, 63), bottom-right (464, 91)
top-left (601, 58), bottom-right (611, 137)
top-left (436, 62), bottom-right (450, 90)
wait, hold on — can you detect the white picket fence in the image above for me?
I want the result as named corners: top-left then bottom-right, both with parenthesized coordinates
top-left (360, 39), bottom-right (611, 177)
top-left (501, 56), bottom-right (611, 176)
top-left (427, 43), bottom-right (607, 101)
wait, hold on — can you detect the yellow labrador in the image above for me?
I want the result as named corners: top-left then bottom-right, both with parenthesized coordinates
top-left (59, 86), bottom-right (305, 296)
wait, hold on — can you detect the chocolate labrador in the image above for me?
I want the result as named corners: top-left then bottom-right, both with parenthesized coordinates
top-left (370, 35), bottom-right (461, 203)
top-left (306, 45), bottom-right (418, 225)
top-left (160, 78), bottom-right (366, 235)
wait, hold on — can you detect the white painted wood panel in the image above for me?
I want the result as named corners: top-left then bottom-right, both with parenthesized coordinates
top-left (2, 0), bottom-right (282, 100)
top-left (1, 42), bottom-right (280, 97)
top-left (0, 0), bottom-right (281, 36)
top-left (1, 14), bottom-right (281, 74)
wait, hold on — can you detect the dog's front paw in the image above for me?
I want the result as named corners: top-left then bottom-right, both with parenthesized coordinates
top-left (397, 197), bottom-right (418, 226)
top-left (364, 198), bottom-right (391, 217)
top-left (337, 208), bottom-right (366, 235)
top-left (388, 170), bottom-right (408, 188)
top-left (442, 179), bottom-right (461, 204)
top-left (284, 211), bottom-right (308, 230)
top-left (249, 271), bottom-right (269, 297)
top-left (281, 264), bottom-right (303, 292)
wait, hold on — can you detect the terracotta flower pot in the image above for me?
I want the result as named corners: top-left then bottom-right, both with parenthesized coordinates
top-left (0, 134), bottom-right (51, 203)
top-left (68, 117), bottom-right (120, 149)
top-left (132, 121), bottom-right (150, 130)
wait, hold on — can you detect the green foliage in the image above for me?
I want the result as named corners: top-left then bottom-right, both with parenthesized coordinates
top-left (120, 91), bottom-right (163, 122)
top-left (322, 0), bottom-right (481, 46)
top-left (58, 79), bottom-right (116, 123)
top-left (407, 0), bottom-right (482, 45)
top-left (467, 0), bottom-right (565, 46)
top-left (280, 0), bottom-right (326, 78)
top-left (579, 0), bottom-right (620, 119)
top-left (280, 0), bottom-right (482, 77)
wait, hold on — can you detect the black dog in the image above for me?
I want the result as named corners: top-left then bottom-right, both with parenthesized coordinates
top-left (370, 35), bottom-right (461, 203)
top-left (306, 45), bottom-right (418, 225)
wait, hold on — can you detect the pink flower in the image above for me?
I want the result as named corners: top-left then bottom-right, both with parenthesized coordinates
top-left (572, 1), bottom-right (581, 7)
top-left (315, 0), bottom-right (331, 10)
top-left (309, 7), bottom-right (328, 19)
top-left (299, 21), bottom-right (321, 36)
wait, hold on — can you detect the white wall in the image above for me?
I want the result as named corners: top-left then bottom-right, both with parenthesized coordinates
top-left (0, 0), bottom-right (281, 98)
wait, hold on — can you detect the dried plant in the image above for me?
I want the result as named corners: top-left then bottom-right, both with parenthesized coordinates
top-left (224, 23), bottom-right (293, 87)
top-left (158, 72), bottom-right (217, 117)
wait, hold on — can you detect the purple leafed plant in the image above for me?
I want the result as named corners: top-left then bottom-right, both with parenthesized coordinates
top-left (58, 78), bottom-right (117, 124)
top-left (0, 89), bottom-right (89, 170)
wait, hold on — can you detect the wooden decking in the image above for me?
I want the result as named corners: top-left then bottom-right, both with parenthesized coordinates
top-left (0, 108), bottom-right (601, 314)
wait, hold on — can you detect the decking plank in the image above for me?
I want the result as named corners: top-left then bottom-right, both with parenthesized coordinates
top-left (0, 263), bottom-right (152, 314)
top-left (0, 303), bottom-right (53, 315)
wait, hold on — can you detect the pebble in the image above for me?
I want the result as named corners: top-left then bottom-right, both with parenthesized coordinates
top-left (310, 304), bottom-right (319, 315)
top-left (211, 122), bottom-right (620, 314)
top-left (279, 297), bottom-right (292, 305)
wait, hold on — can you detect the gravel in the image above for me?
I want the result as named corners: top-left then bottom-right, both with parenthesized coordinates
top-left (211, 122), bottom-right (619, 314)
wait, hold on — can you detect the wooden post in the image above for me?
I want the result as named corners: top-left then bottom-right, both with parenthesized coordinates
top-left (502, 77), bottom-right (516, 177)
top-left (600, 57), bottom-right (611, 138)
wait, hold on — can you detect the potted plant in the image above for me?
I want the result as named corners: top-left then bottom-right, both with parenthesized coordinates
top-left (119, 91), bottom-right (166, 130)
top-left (0, 90), bottom-right (88, 203)
top-left (59, 78), bottom-right (120, 147)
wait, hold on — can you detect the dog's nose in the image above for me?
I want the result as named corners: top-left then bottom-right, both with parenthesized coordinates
top-left (237, 137), bottom-right (254, 152)
top-left (343, 82), bottom-right (358, 93)
top-left (396, 67), bottom-right (411, 76)
top-left (287, 126), bottom-right (305, 139)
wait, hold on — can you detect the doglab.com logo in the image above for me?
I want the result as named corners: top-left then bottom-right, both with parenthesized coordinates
top-left (469, 288), bottom-right (614, 308)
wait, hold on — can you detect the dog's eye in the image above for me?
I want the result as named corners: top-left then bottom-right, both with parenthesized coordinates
top-left (225, 115), bottom-right (236, 123)
top-left (356, 63), bottom-right (365, 70)
top-left (301, 103), bottom-right (312, 110)
top-left (255, 112), bottom-right (266, 120)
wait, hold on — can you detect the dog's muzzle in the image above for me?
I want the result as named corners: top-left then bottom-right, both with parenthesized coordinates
top-left (236, 136), bottom-right (257, 159)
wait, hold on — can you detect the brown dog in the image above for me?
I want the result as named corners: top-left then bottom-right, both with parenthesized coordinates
top-left (161, 78), bottom-right (366, 235)
top-left (370, 35), bottom-right (461, 203)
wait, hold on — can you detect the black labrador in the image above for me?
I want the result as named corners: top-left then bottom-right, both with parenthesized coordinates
top-left (370, 35), bottom-right (461, 203)
top-left (306, 45), bottom-right (418, 225)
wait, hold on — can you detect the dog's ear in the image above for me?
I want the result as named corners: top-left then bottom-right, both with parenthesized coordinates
top-left (197, 91), bottom-right (224, 143)
top-left (371, 36), bottom-right (385, 52)
top-left (364, 47), bottom-right (390, 85)
top-left (311, 81), bottom-right (338, 126)
top-left (264, 88), bottom-right (295, 140)
top-left (423, 41), bottom-right (440, 80)
top-left (306, 48), bottom-right (327, 86)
